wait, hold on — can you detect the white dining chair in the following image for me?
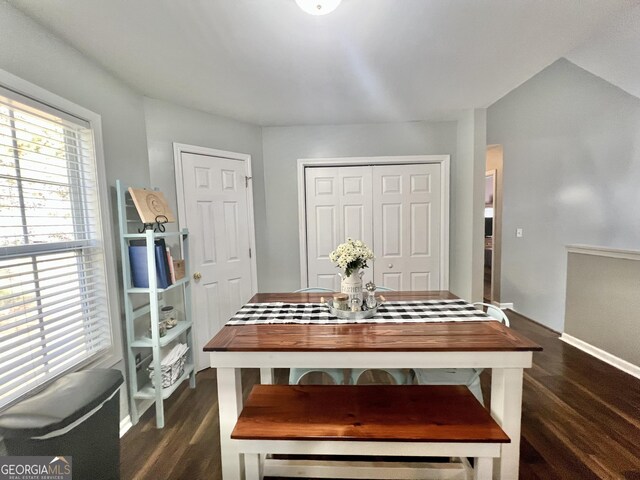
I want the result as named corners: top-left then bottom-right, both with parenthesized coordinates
top-left (473, 302), bottom-right (510, 327)
top-left (349, 286), bottom-right (412, 385)
top-left (289, 287), bottom-right (346, 385)
top-left (413, 303), bottom-right (510, 404)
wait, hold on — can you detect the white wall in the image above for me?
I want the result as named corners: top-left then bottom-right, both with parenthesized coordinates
top-left (0, 3), bottom-right (150, 187)
top-left (260, 120), bottom-right (483, 293)
top-left (143, 103), bottom-right (487, 299)
top-left (452, 109), bottom-right (486, 301)
top-left (487, 58), bottom-right (640, 331)
top-left (0, 1), bottom-right (151, 419)
top-left (143, 97), bottom-right (267, 286)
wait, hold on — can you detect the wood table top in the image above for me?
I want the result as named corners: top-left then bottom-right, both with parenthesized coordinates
top-left (204, 291), bottom-right (542, 353)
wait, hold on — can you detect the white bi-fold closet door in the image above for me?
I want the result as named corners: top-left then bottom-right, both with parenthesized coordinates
top-left (305, 163), bottom-right (444, 291)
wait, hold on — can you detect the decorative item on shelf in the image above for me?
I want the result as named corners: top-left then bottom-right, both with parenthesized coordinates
top-left (128, 187), bottom-right (175, 233)
top-left (166, 247), bottom-right (175, 283)
top-left (172, 259), bottom-right (185, 281)
top-left (148, 343), bottom-right (189, 388)
top-left (149, 321), bottom-right (167, 338)
top-left (161, 306), bottom-right (178, 329)
top-left (329, 238), bottom-right (374, 301)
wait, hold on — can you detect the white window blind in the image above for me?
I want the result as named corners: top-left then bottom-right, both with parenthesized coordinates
top-left (0, 86), bottom-right (112, 409)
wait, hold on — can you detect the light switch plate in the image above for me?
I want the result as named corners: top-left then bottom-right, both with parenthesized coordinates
top-left (516, 228), bottom-right (523, 238)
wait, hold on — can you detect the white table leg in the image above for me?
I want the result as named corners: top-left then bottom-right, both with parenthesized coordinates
top-left (490, 368), bottom-right (524, 480)
top-left (217, 367), bottom-right (244, 480)
top-left (244, 453), bottom-right (262, 480)
top-left (260, 368), bottom-right (274, 384)
top-left (474, 457), bottom-right (493, 480)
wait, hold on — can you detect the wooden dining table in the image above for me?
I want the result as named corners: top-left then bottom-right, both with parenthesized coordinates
top-left (204, 291), bottom-right (542, 480)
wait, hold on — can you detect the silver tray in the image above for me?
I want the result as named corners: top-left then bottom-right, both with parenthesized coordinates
top-left (326, 302), bottom-right (379, 320)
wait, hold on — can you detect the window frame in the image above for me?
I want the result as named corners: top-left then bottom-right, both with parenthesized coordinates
top-left (0, 68), bottom-right (122, 385)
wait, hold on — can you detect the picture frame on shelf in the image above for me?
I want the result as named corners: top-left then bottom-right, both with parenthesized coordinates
top-left (128, 187), bottom-right (176, 224)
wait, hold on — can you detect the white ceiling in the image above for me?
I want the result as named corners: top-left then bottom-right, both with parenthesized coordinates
top-left (7, 0), bottom-right (639, 126)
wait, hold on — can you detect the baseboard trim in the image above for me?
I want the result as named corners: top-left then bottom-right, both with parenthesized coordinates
top-left (560, 333), bottom-right (640, 380)
top-left (119, 416), bottom-right (132, 438)
top-left (137, 398), bottom-right (154, 418)
top-left (496, 302), bottom-right (514, 310)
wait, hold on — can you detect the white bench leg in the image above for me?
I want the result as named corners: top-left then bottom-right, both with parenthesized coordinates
top-left (491, 368), bottom-right (524, 480)
top-left (474, 457), bottom-right (493, 480)
top-left (217, 368), bottom-right (244, 479)
top-left (260, 368), bottom-right (274, 384)
top-left (245, 453), bottom-right (262, 480)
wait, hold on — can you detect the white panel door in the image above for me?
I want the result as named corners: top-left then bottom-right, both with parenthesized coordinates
top-left (181, 152), bottom-right (254, 370)
top-left (372, 164), bottom-right (441, 290)
top-left (305, 166), bottom-right (373, 290)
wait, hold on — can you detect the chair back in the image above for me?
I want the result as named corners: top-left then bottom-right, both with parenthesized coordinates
top-left (294, 287), bottom-right (335, 293)
top-left (473, 302), bottom-right (510, 327)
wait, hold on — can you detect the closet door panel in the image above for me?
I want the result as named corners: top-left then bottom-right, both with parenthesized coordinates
top-left (306, 166), bottom-right (373, 290)
top-left (372, 164), bottom-right (441, 290)
top-left (306, 168), bottom-right (340, 291)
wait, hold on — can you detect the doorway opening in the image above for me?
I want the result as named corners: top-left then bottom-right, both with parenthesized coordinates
top-left (485, 145), bottom-right (503, 302)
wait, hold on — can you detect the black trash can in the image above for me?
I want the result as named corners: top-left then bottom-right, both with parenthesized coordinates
top-left (0, 369), bottom-right (123, 480)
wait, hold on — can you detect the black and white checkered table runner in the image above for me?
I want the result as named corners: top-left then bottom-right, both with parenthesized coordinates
top-left (226, 299), bottom-right (490, 325)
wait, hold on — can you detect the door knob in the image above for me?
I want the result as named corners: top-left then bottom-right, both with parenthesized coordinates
top-left (388, 264), bottom-right (393, 269)
top-left (193, 272), bottom-right (202, 280)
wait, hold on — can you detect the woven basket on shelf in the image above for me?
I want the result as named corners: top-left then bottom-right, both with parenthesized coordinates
top-left (148, 349), bottom-right (188, 388)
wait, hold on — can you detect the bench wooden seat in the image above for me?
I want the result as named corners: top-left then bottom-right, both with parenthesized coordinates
top-left (231, 385), bottom-right (509, 479)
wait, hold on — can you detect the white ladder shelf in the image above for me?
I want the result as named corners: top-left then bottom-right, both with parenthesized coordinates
top-left (116, 179), bottom-right (196, 428)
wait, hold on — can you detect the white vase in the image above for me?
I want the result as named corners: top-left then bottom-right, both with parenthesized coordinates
top-left (339, 270), bottom-right (364, 300)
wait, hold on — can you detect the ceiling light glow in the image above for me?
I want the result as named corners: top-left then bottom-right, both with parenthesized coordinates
top-left (295, 0), bottom-right (342, 16)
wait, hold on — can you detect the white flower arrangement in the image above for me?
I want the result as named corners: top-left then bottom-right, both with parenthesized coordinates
top-left (329, 238), bottom-right (374, 277)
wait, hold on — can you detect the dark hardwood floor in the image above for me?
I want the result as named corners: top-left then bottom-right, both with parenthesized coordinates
top-left (121, 311), bottom-right (640, 480)
top-left (484, 262), bottom-right (492, 301)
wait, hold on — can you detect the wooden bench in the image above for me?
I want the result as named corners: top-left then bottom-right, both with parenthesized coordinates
top-left (231, 384), bottom-right (510, 480)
